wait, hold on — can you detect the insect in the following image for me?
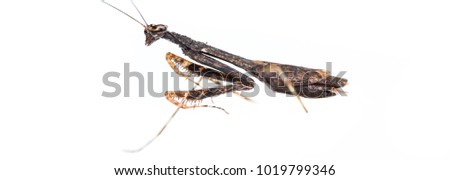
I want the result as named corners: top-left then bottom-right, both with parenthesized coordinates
top-left (102, 0), bottom-right (348, 151)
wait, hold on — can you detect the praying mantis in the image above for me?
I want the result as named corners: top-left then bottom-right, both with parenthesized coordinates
top-left (102, 0), bottom-right (348, 151)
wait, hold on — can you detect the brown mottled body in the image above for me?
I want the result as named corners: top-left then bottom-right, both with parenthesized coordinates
top-left (102, 0), bottom-right (348, 151)
top-left (156, 30), bottom-right (347, 102)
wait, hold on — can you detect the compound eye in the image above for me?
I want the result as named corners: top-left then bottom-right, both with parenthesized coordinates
top-left (152, 25), bottom-right (167, 32)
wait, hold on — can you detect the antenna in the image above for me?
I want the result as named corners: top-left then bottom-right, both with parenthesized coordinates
top-left (131, 0), bottom-right (149, 26)
top-left (102, 0), bottom-right (145, 27)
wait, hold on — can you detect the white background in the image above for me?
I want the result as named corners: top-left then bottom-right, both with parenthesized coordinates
top-left (1, 0), bottom-right (449, 179)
